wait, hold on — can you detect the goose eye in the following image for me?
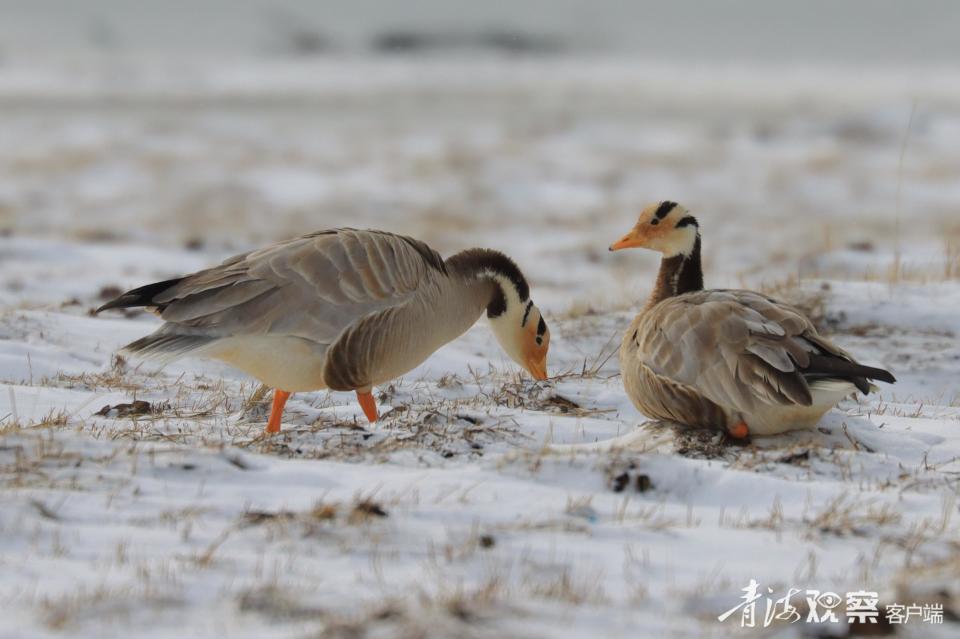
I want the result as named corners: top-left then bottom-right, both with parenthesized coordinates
top-left (650, 219), bottom-right (659, 226)
top-left (535, 336), bottom-right (543, 345)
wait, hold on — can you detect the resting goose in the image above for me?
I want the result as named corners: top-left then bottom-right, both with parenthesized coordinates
top-left (609, 201), bottom-right (894, 438)
top-left (97, 228), bottom-right (550, 434)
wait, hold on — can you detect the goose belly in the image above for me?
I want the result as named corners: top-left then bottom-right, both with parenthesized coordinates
top-left (201, 336), bottom-right (329, 392)
top-left (738, 381), bottom-right (857, 436)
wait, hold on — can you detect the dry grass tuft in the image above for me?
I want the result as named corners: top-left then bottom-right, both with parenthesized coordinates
top-left (347, 498), bottom-right (389, 524)
top-left (305, 576), bottom-right (512, 639)
top-left (1, 408), bottom-right (69, 434)
top-left (945, 237), bottom-right (960, 280)
top-left (240, 496), bottom-right (387, 534)
top-left (523, 566), bottom-right (608, 606)
top-left (236, 585), bottom-right (325, 621)
top-left (804, 494), bottom-right (902, 538)
top-left (40, 586), bottom-right (184, 631)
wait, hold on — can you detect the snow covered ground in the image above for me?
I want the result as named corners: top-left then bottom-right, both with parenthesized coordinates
top-left (2, 21), bottom-right (960, 638)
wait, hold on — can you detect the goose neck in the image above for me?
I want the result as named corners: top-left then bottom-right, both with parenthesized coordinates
top-left (647, 235), bottom-right (704, 308)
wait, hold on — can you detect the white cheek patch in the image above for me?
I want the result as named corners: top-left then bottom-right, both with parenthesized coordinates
top-left (482, 272), bottom-right (532, 365)
top-left (658, 227), bottom-right (698, 257)
top-left (482, 272), bottom-right (527, 319)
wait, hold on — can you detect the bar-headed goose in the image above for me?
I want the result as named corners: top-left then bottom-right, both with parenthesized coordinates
top-left (609, 201), bottom-right (894, 438)
top-left (98, 229), bottom-right (550, 434)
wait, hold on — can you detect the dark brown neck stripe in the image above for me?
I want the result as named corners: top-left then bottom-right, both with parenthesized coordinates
top-left (647, 235), bottom-right (704, 308)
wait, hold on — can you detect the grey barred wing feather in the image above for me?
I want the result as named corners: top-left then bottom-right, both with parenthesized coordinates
top-left (151, 229), bottom-right (445, 345)
top-left (634, 290), bottom-right (828, 414)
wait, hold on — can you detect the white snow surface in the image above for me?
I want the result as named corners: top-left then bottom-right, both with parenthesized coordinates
top-left (1, 52), bottom-right (959, 638)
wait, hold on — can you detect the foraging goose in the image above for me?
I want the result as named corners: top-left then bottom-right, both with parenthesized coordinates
top-left (97, 229), bottom-right (550, 434)
top-left (609, 202), bottom-right (894, 438)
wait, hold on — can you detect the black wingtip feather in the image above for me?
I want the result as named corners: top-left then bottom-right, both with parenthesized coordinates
top-left (95, 277), bottom-right (184, 314)
top-left (803, 354), bottom-right (896, 389)
top-left (863, 365), bottom-right (896, 384)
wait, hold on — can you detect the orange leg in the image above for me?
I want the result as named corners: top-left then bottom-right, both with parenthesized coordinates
top-left (728, 421), bottom-right (749, 439)
top-left (356, 390), bottom-right (378, 424)
top-left (266, 389), bottom-right (291, 434)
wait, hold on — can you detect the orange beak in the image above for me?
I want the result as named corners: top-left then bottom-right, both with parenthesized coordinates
top-left (525, 354), bottom-right (548, 381)
top-left (609, 229), bottom-right (646, 252)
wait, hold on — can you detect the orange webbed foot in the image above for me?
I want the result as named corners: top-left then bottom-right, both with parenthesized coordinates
top-left (728, 421), bottom-right (749, 439)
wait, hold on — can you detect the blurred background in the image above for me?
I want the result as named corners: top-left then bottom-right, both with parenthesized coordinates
top-left (1, 0), bottom-right (958, 311)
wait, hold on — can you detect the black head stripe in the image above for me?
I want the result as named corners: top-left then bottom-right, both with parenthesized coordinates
top-left (446, 248), bottom-right (529, 301)
top-left (537, 316), bottom-right (547, 336)
top-left (521, 300), bottom-right (534, 326)
top-left (486, 286), bottom-right (507, 318)
top-left (675, 216), bottom-right (698, 228)
top-left (654, 201), bottom-right (677, 220)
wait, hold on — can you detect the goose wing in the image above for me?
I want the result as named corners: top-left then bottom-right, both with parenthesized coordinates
top-left (105, 229), bottom-right (446, 346)
top-left (633, 289), bottom-right (881, 414)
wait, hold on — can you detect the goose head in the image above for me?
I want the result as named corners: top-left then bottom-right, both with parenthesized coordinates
top-left (486, 273), bottom-right (550, 381)
top-left (447, 247), bottom-right (551, 381)
top-left (609, 201), bottom-right (699, 256)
